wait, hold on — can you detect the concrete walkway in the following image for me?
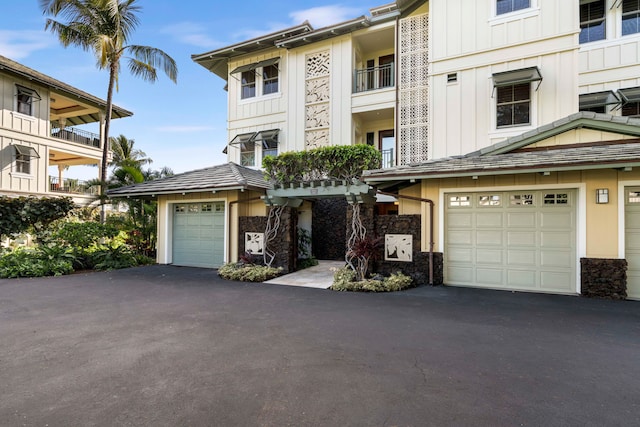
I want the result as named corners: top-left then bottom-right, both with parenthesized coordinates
top-left (263, 260), bottom-right (344, 289)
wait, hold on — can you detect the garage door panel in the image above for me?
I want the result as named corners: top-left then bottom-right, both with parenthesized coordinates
top-left (507, 250), bottom-right (536, 266)
top-left (476, 212), bottom-right (503, 227)
top-left (476, 268), bottom-right (503, 284)
top-left (626, 188), bottom-right (640, 300)
top-left (173, 202), bottom-right (225, 268)
top-left (507, 269), bottom-right (537, 288)
top-left (447, 247), bottom-right (473, 263)
top-left (507, 231), bottom-right (536, 246)
top-left (477, 249), bottom-right (503, 264)
top-left (507, 212), bottom-right (536, 227)
top-left (540, 231), bottom-right (573, 248)
top-left (476, 230), bottom-right (503, 245)
top-left (447, 266), bottom-right (473, 283)
top-left (541, 251), bottom-right (572, 268)
top-left (448, 231), bottom-right (473, 245)
top-left (446, 190), bottom-right (576, 295)
top-left (448, 213), bottom-right (473, 227)
top-left (540, 271), bottom-right (574, 291)
top-left (540, 211), bottom-right (573, 228)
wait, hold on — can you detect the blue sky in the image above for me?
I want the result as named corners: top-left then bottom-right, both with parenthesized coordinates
top-left (0, 0), bottom-right (375, 180)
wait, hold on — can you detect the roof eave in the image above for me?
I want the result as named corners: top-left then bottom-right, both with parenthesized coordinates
top-left (364, 160), bottom-right (640, 184)
top-left (108, 184), bottom-right (269, 198)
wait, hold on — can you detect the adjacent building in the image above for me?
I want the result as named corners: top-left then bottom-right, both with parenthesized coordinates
top-left (110, 0), bottom-right (640, 299)
top-left (0, 55), bottom-right (132, 206)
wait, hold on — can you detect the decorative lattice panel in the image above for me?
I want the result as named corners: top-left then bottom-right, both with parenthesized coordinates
top-left (399, 125), bottom-right (429, 165)
top-left (306, 103), bottom-right (330, 129)
top-left (306, 77), bottom-right (330, 103)
top-left (399, 13), bottom-right (429, 165)
top-left (305, 51), bottom-right (331, 149)
top-left (306, 51), bottom-right (331, 79)
top-left (305, 129), bottom-right (330, 149)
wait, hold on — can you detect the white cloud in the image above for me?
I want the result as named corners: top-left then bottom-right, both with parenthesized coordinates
top-left (0, 30), bottom-right (53, 60)
top-left (289, 5), bottom-right (363, 28)
top-left (160, 22), bottom-right (221, 48)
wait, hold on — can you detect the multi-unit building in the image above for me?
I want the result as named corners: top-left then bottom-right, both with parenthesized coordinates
top-left (111, 0), bottom-right (640, 300)
top-left (0, 55), bottom-right (132, 206)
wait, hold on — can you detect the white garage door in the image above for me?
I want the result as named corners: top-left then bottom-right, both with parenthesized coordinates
top-left (173, 202), bottom-right (225, 268)
top-left (625, 187), bottom-right (640, 300)
top-left (445, 190), bottom-right (576, 294)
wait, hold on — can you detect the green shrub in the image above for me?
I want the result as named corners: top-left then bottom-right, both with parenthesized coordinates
top-left (330, 268), bottom-right (413, 292)
top-left (48, 221), bottom-right (118, 248)
top-left (0, 247), bottom-right (73, 278)
top-left (218, 263), bottom-right (282, 282)
top-left (90, 245), bottom-right (140, 271)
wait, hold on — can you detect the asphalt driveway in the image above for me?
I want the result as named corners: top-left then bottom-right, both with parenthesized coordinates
top-left (0, 266), bottom-right (638, 426)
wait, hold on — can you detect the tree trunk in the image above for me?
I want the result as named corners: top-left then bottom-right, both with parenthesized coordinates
top-left (100, 64), bottom-right (117, 223)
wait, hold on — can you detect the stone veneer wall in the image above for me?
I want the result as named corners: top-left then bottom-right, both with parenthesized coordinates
top-left (374, 214), bottom-right (443, 286)
top-left (312, 199), bottom-right (347, 261)
top-left (580, 258), bottom-right (627, 300)
top-left (239, 207), bottom-right (297, 273)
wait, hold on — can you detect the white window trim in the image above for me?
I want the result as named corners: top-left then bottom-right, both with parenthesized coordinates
top-left (490, 0), bottom-right (539, 25)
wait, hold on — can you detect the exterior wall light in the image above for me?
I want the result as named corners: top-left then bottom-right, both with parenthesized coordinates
top-left (596, 188), bottom-right (609, 204)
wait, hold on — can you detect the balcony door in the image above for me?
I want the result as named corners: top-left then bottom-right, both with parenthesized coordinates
top-left (379, 129), bottom-right (395, 168)
top-left (378, 55), bottom-right (394, 88)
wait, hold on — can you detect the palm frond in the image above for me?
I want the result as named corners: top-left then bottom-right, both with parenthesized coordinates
top-left (127, 45), bottom-right (178, 83)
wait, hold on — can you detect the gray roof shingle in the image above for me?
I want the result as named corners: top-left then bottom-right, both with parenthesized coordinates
top-left (107, 163), bottom-right (271, 197)
top-left (363, 141), bottom-right (640, 182)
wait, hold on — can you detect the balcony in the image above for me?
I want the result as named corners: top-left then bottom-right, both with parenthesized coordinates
top-left (49, 176), bottom-right (100, 196)
top-left (51, 126), bottom-right (101, 148)
top-left (353, 63), bottom-right (395, 93)
top-left (381, 148), bottom-right (394, 169)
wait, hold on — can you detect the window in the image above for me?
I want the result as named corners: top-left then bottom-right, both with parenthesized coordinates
top-left (16, 86), bottom-right (37, 116)
top-left (619, 86), bottom-right (640, 117)
top-left (496, 0), bottom-right (530, 15)
top-left (510, 194), bottom-right (534, 205)
top-left (240, 141), bottom-right (256, 166)
top-left (580, 0), bottom-right (606, 43)
top-left (579, 91), bottom-right (620, 113)
top-left (241, 71), bottom-right (256, 99)
top-left (496, 83), bottom-right (531, 127)
top-left (479, 195), bottom-right (501, 206)
top-left (232, 58), bottom-right (280, 100)
top-left (263, 65), bottom-right (279, 95)
top-left (623, 0), bottom-right (640, 36)
top-left (13, 145), bottom-right (39, 175)
top-left (255, 129), bottom-right (280, 161)
top-left (543, 193), bottom-right (569, 205)
top-left (622, 102), bottom-right (640, 117)
top-left (449, 195), bottom-right (471, 207)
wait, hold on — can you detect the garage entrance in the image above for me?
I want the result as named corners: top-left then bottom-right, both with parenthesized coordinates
top-left (445, 189), bottom-right (577, 294)
top-left (625, 187), bottom-right (640, 300)
top-left (172, 202), bottom-right (225, 268)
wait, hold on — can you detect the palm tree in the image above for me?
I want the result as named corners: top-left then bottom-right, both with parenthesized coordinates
top-left (110, 134), bottom-right (152, 169)
top-left (41, 0), bottom-right (178, 222)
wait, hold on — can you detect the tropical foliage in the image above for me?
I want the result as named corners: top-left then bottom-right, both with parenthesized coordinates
top-left (263, 144), bottom-right (381, 185)
top-left (0, 196), bottom-right (75, 241)
top-left (330, 267), bottom-right (413, 292)
top-left (41, 0), bottom-right (178, 221)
